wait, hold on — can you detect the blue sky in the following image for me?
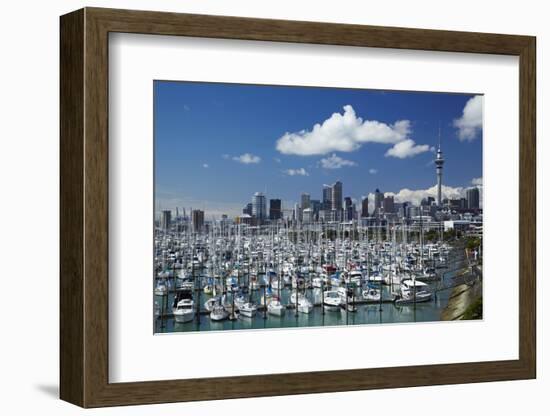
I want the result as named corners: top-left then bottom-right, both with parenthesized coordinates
top-left (154, 81), bottom-right (482, 218)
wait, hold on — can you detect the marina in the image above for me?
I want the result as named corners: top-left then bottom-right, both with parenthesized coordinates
top-left (154, 222), bottom-right (481, 333)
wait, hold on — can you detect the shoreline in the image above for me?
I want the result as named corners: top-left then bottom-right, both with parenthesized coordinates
top-left (441, 266), bottom-right (482, 321)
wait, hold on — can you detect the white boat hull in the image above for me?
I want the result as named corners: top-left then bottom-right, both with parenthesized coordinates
top-left (210, 311), bottom-right (228, 321)
top-left (268, 304), bottom-right (286, 316)
top-left (298, 304), bottom-right (313, 314)
top-left (395, 292), bottom-right (432, 305)
top-left (239, 303), bottom-right (257, 318)
top-left (323, 303), bottom-right (341, 312)
top-left (240, 308), bottom-right (257, 318)
top-left (173, 309), bottom-right (194, 323)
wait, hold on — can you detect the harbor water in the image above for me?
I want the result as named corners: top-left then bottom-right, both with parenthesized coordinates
top-left (154, 254), bottom-right (471, 334)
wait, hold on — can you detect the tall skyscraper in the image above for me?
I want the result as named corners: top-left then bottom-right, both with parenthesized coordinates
top-left (300, 193), bottom-right (311, 210)
top-left (269, 199), bottom-right (282, 220)
top-left (374, 188), bottom-right (383, 215)
top-left (191, 209), bottom-right (204, 232)
top-left (466, 187), bottom-right (480, 209)
top-left (361, 196), bottom-right (369, 218)
top-left (322, 185), bottom-right (332, 211)
top-left (161, 210), bottom-right (171, 230)
top-left (435, 130), bottom-right (445, 206)
top-left (344, 196), bottom-right (353, 221)
top-left (252, 192), bottom-right (267, 221)
top-left (331, 181), bottom-right (343, 210)
top-left (383, 195), bottom-right (395, 213)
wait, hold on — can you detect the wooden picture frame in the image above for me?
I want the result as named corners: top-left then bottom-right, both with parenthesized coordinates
top-left (60, 7), bottom-right (536, 408)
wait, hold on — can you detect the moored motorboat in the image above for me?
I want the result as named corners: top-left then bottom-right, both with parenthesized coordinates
top-left (172, 291), bottom-right (194, 323)
top-left (362, 287), bottom-right (381, 302)
top-left (154, 281), bottom-right (168, 296)
top-left (394, 279), bottom-right (432, 305)
top-left (323, 290), bottom-right (341, 312)
top-left (239, 302), bottom-right (257, 318)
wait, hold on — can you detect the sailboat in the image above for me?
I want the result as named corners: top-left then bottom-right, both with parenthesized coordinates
top-left (204, 297), bottom-right (220, 312)
top-left (210, 303), bottom-right (229, 321)
top-left (267, 296), bottom-right (286, 316)
top-left (239, 302), bottom-right (258, 318)
top-left (290, 291), bottom-right (313, 314)
top-left (260, 286), bottom-right (274, 306)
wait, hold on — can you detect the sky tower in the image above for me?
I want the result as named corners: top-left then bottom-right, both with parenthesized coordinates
top-left (435, 128), bottom-right (445, 206)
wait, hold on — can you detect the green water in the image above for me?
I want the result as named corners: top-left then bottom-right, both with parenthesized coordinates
top-left (154, 257), bottom-right (469, 334)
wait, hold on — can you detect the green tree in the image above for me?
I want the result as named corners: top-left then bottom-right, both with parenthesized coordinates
top-left (465, 237), bottom-right (481, 251)
top-left (443, 230), bottom-right (456, 241)
top-left (423, 230), bottom-right (439, 242)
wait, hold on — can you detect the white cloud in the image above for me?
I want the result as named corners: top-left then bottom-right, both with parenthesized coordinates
top-left (369, 168), bottom-right (378, 174)
top-left (232, 153), bottom-right (261, 164)
top-left (276, 105), bottom-right (412, 155)
top-left (471, 177), bottom-right (483, 186)
top-left (274, 157), bottom-right (281, 163)
top-left (385, 139), bottom-right (431, 159)
top-left (453, 96), bottom-right (483, 141)
top-left (284, 168), bottom-right (309, 176)
top-left (319, 154), bottom-right (357, 169)
top-left (222, 154), bottom-right (230, 160)
top-left (183, 104), bottom-right (191, 111)
top-left (202, 163), bottom-right (209, 168)
top-left (367, 184), bottom-right (466, 209)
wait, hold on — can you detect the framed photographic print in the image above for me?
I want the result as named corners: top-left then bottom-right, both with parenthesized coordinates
top-left (60, 7), bottom-right (536, 408)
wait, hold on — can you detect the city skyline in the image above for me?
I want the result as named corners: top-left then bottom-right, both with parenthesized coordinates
top-left (154, 81), bottom-right (483, 218)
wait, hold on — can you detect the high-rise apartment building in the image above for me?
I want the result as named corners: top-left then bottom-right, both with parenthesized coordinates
top-left (269, 199), bottom-right (282, 220)
top-left (361, 196), bottom-right (369, 218)
top-left (466, 187), bottom-right (480, 209)
top-left (300, 193), bottom-right (311, 210)
top-left (383, 195), bottom-right (395, 213)
top-left (192, 209), bottom-right (204, 232)
top-left (252, 192), bottom-right (267, 221)
top-left (331, 181), bottom-right (343, 211)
